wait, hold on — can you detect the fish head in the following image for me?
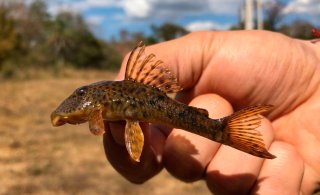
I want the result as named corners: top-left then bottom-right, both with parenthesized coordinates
top-left (51, 85), bottom-right (101, 126)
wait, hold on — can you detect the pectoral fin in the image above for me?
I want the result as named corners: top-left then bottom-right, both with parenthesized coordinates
top-left (125, 120), bottom-right (144, 162)
top-left (89, 110), bottom-right (105, 136)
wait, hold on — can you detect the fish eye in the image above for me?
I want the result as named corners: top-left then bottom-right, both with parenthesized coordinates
top-left (76, 86), bottom-right (88, 96)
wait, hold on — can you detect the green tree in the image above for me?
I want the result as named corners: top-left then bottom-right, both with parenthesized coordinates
top-left (150, 23), bottom-right (189, 41)
top-left (263, 1), bottom-right (285, 31)
top-left (278, 20), bottom-right (316, 39)
top-left (0, 6), bottom-right (17, 63)
top-left (0, 0), bottom-right (122, 78)
top-left (48, 12), bottom-right (120, 69)
top-left (21, 0), bottom-right (53, 67)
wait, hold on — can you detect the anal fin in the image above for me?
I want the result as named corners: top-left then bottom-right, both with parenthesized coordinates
top-left (125, 120), bottom-right (144, 162)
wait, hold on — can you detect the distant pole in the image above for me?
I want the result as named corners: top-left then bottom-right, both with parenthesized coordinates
top-left (257, 0), bottom-right (263, 29)
top-left (245, 0), bottom-right (254, 30)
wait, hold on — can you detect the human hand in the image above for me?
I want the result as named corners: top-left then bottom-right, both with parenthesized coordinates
top-left (103, 30), bottom-right (320, 194)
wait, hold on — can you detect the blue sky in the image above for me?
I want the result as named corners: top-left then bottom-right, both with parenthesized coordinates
top-left (43, 0), bottom-right (320, 40)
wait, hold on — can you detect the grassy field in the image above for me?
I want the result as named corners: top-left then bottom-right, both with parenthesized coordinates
top-left (0, 70), bottom-right (210, 195)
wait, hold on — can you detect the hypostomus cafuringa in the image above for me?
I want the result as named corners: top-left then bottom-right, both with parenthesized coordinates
top-left (51, 42), bottom-right (276, 162)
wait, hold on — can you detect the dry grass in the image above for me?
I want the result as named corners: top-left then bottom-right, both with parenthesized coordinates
top-left (0, 69), bottom-right (210, 195)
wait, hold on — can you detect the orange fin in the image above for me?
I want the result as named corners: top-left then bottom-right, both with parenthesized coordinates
top-left (89, 110), bottom-right (105, 136)
top-left (223, 105), bottom-right (276, 159)
top-left (125, 42), bottom-right (182, 93)
top-left (124, 120), bottom-right (144, 162)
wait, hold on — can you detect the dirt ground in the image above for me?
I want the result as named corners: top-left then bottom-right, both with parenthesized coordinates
top-left (0, 70), bottom-right (211, 195)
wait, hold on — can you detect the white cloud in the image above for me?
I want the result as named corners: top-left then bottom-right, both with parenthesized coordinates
top-left (186, 20), bottom-right (231, 31)
top-left (47, 0), bottom-right (119, 15)
top-left (44, 0), bottom-right (243, 21)
top-left (74, 0), bottom-right (121, 12)
top-left (283, 0), bottom-right (320, 15)
top-left (121, 0), bottom-right (151, 18)
top-left (208, 0), bottom-right (243, 15)
top-left (282, 0), bottom-right (320, 25)
top-left (86, 15), bottom-right (105, 25)
top-left (120, 0), bottom-right (242, 19)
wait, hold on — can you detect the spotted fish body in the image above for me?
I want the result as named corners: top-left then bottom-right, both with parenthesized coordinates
top-left (51, 42), bottom-right (276, 162)
top-left (65, 80), bottom-right (222, 138)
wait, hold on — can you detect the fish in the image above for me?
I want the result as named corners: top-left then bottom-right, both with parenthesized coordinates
top-left (51, 42), bottom-right (276, 162)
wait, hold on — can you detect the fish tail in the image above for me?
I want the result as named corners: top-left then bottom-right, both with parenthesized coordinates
top-left (220, 105), bottom-right (276, 159)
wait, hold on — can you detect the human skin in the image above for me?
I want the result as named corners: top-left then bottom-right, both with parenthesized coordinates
top-left (103, 30), bottom-right (320, 194)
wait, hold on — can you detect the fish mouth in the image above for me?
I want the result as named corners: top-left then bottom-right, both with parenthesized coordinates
top-left (51, 112), bottom-right (88, 126)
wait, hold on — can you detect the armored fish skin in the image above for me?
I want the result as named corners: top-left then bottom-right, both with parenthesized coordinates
top-left (53, 80), bottom-right (223, 137)
top-left (51, 42), bottom-right (276, 162)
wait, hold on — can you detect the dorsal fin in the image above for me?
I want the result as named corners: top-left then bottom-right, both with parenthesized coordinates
top-left (196, 108), bottom-right (209, 116)
top-left (188, 106), bottom-right (209, 116)
top-left (125, 42), bottom-right (183, 93)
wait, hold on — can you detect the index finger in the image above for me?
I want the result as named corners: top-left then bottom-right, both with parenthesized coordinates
top-left (103, 122), bottom-right (164, 183)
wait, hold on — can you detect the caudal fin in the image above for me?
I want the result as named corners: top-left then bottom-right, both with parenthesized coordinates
top-left (222, 105), bottom-right (276, 159)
